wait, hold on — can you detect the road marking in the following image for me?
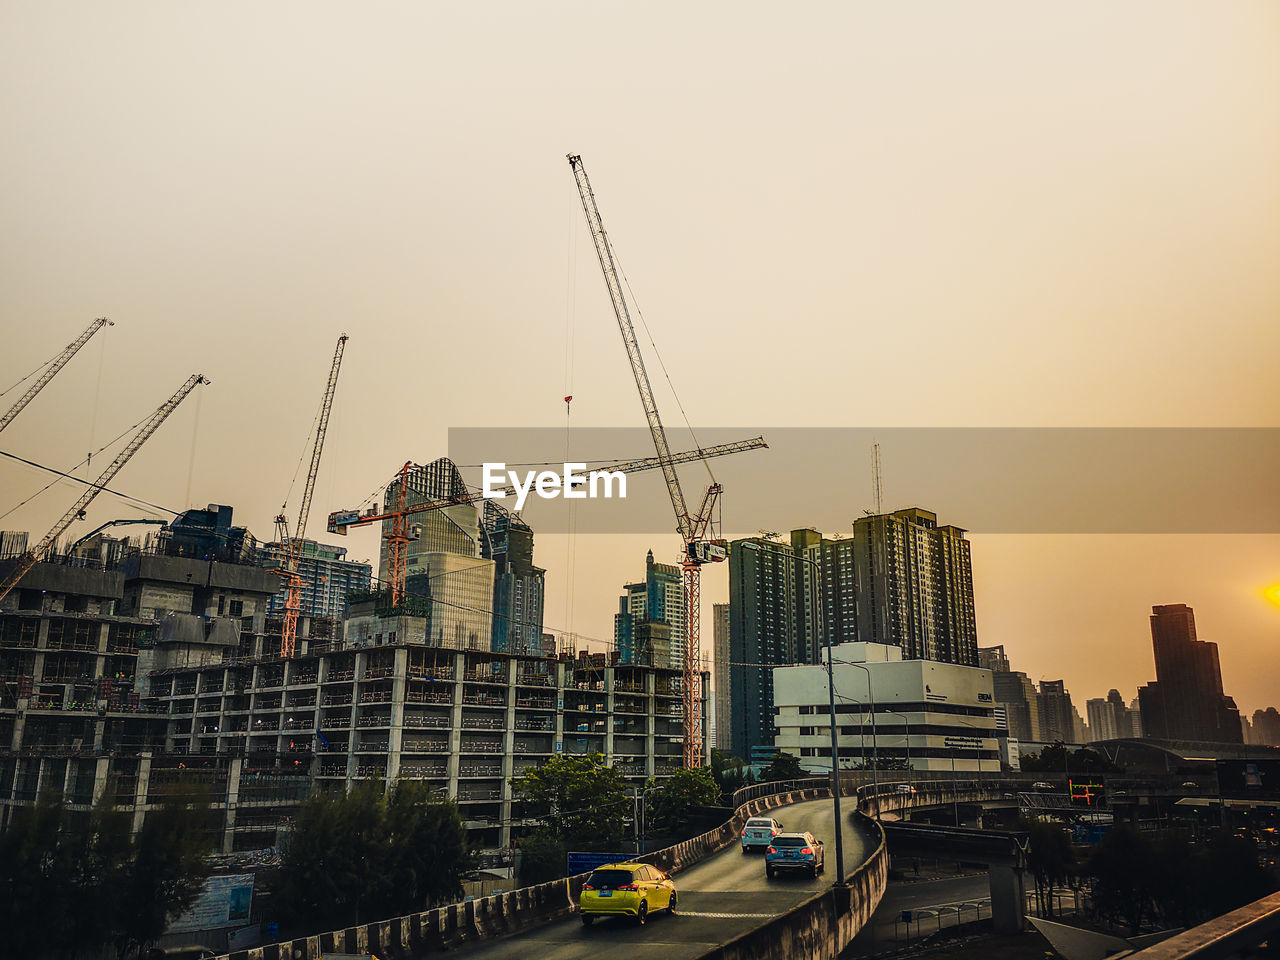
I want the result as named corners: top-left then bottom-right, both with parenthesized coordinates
top-left (678, 911), bottom-right (777, 919)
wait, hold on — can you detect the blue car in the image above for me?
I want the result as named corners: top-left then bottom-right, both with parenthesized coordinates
top-left (741, 816), bottom-right (784, 853)
top-left (765, 831), bottom-right (825, 879)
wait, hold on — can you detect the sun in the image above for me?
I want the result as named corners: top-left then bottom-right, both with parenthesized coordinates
top-left (1265, 583), bottom-right (1280, 611)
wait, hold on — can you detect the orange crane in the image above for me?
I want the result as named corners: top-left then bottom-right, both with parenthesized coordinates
top-left (326, 437), bottom-right (767, 609)
top-left (273, 334), bottom-right (348, 657)
top-left (0, 317), bottom-right (113, 434)
top-left (568, 153), bottom-right (760, 769)
top-left (0, 373), bottom-right (208, 604)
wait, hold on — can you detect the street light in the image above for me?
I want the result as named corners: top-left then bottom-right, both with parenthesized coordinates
top-left (833, 657), bottom-right (880, 818)
top-left (881, 709), bottom-right (912, 774)
top-left (740, 541), bottom-right (845, 885)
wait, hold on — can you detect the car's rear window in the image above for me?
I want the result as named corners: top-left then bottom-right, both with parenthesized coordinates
top-left (773, 836), bottom-right (809, 847)
top-left (587, 869), bottom-right (634, 887)
top-left (747, 818), bottom-right (774, 827)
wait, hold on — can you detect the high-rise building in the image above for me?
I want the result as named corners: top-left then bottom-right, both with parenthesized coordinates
top-left (1087, 698), bottom-right (1119, 742)
top-left (1137, 604), bottom-right (1242, 743)
top-left (480, 501), bottom-right (545, 656)
top-left (1037, 679), bottom-right (1080, 744)
top-left (1129, 696), bottom-right (1143, 738)
top-left (613, 550), bottom-right (685, 670)
top-left (258, 538), bottom-right (372, 621)
top-left (712, 602), bottom-right (730, 750)
top-left (978, 645), bottom-right (1042, 743)
top-left (852, 508), bottom-right (978, 666)
top-left (0, 530), bottom-right (29, 558)
top-left (819, 536), bottom-right (857, 647)
top-left (726, 536), bottom-right (823, 762)
top-left (1250, 708), bottom-right (1280, 747)
top-left (381, 459), bottom-right (494, 650)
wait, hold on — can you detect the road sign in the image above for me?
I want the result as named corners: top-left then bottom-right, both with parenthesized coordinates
top-left (567, 851), bottom-right (632, 875)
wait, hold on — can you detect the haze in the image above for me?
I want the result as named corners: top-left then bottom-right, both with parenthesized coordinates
top-left (1, 2), bottom-right (1278, 715)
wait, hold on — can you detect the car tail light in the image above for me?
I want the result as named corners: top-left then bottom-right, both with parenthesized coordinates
top-left (801, 847), bottom-right (814, 855)
top-left (582, 884), bottom-right (594, 890)
top-left (767, 846), bottom-right (777, 855)
top-left (617, 883), bottom-right (638, 891)
top-left (741, 829), bottom-right (748, 837)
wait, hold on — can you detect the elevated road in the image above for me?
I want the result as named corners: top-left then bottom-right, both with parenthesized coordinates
top-left (446, 796), bottom-right (878, 960)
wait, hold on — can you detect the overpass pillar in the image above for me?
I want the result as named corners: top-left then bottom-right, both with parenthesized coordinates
top-left (988, 863), bottom-right (1027, 934)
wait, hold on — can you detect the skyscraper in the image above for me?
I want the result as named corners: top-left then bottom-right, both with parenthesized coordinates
top-left (1037, 679), bottom-right (1080, 744)
top-left (712, 602), bottom-right (730, 750)
top-left (726, 536), bottom-right (822, 761)
top-left (613, 550), bottom-right (685, 670)
top-left (852, 508), bottom-right (978, 666)
top-left (979, 645), bottom-right (1043, 743)
top-left (1137, 604), bottom-right (1242, 743)
top-left (481, 500), bottom-right (545, 656)
top-left (258, 538), bottom-right (371, 621)
top-left (380, 458), bottom-right (494, 650)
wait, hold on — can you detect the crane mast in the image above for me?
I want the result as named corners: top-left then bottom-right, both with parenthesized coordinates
top-left (569, 154), bottom-right (752, 769)
top-left (276, 334), bottom-right (348, 658)
top-left (567, 156), bottom-right (694, 542)
top-left (0, 373), bottom-right (208, 605)
top-left (0, 317), bottom-right (114, 434)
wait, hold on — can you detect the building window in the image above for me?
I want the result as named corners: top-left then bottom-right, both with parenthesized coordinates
top-left (229, 600), bottom-right (244, 618)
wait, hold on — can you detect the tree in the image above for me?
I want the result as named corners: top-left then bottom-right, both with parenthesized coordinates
top-left (1087, 823), bottom-right (1156, 933)
top-left (114, 793), bottom-right (215, 959)
top-left (514, 831), bottom-right (567, 886)
top-left (1023, 819), bottom-right (1075, 919)
top-left (509, 753), bottom-right (628, 849)
top-left (758, 751), bottom-right (806, 783)
top-left (1021, 740), bottom-right (1120, 774)
top-left (709, 750), bottom-right (750, 798)
top-left (645, 767), bottom-right (721, 832)
top-left (275, 781), bottom-right (473, 935)
top-left (0, 791), bottom-right (213, 960)
top-left (383, 782), bottom-right (473, 914)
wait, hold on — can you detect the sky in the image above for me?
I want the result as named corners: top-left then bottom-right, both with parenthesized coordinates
top-left (1, 2), bottom-right (1278, 717)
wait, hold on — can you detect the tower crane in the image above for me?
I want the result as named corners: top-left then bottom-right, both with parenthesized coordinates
top-left (568, 153), bottom-right (761, 769)
top-left (0, 373), bottom-right (208, 605)
top-left (0, 317), bottom-right (114, 434)
top-left (326, 436), bottom-right (767, 609)
top-left (274, 334), bottom-right (348, 658)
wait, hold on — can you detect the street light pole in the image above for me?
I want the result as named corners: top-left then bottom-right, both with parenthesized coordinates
top-left (844, 660), bottom-right (880, 817)
top-left (883, 710), bottom-right (911, 774)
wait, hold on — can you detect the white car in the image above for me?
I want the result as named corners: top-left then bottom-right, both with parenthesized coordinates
top-left (741, 816), bottom-right (784, 853)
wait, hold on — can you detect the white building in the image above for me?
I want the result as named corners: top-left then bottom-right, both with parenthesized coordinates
top-left (773, 642), bottom-right (1000, 774)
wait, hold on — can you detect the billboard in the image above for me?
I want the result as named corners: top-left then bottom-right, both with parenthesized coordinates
top-left (1069, 778), bottom-right (1106, 807)
top-left (167, 874), bottom-right (255, 934)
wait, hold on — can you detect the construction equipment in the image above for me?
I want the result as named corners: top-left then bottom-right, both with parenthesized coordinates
top-left (68, 517), bottom-right (168, 552)
top-left (274, 334), bottom-right (348, 657)
top-left (326, 436), bottom-right (766, 609)
top-left (568, 153), bottom-right (761, 769)
top-left (0, 317), bottom-right (113, 434)
top-left (0, 373), bottom-right (208, 605)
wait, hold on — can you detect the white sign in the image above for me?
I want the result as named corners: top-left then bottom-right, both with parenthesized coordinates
top-left (167, 874), bottom-right (255, 934)
top-left (482, 463), bottom-right (626, 511)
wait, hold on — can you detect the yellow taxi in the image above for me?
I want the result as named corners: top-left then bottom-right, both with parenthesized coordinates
top-left (578, 862), bottom-right (677, 926)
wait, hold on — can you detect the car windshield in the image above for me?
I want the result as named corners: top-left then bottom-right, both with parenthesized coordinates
top-left (773, 836), bottom-right (809, 847)
top-left (586, 869), bottom-right (634, 888)
top-left (747, 819), bottom-right (775, 827)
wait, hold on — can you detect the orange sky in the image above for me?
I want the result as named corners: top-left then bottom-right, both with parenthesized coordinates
top-left (1, 2), bottom-right (1278, 716)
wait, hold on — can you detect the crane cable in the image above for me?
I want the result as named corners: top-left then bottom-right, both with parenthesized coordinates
top-left (563, 182), bottom-right (580, 650)
top-left (610, 232), bottom-right (717, 486)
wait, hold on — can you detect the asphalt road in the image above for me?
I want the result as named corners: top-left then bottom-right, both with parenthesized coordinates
top-left (449, 797), bottom-right (876, 960)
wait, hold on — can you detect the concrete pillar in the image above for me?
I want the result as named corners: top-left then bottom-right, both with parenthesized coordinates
top-left (132, 753), bottom-right (153, 835)
top-left (387, 648), bottom-right (408, 782)
top-left (989, 863), bottom-right (1027, 934)
top-left (91, 756), bottom-right (111, 806)
top-left (222, 754), bottom-right (242, 853)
